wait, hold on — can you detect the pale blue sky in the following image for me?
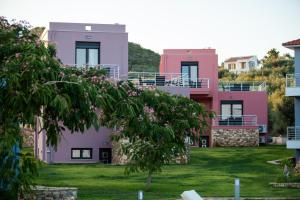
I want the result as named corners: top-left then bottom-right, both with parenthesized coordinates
top-left (1, 0), bottom-right (299, 63)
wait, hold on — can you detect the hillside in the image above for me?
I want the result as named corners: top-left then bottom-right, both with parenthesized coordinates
top-left (128, 42), bottom-right (160, 72)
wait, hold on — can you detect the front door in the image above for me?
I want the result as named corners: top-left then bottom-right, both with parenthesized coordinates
top-left (99, 148), bottom-right (112, 164)
top-left (199, 136), bottom-right (209, 148)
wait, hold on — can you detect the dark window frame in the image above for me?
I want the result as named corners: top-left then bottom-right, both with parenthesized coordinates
top-left (180, 61), bottom-right (199, 80)
top-left (71, 148), bottom-right (93, 159)
top-left (75, 41), bottom-right (100, 66)
top-left (99, 148), bottom-right (112, 164)
top-left (220, 100), bottom-right (243, 116)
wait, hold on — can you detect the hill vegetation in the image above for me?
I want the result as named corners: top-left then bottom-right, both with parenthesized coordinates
top-left (219, 48), bottom-right (295, 135)
top-left (128, 42), bottom-right (160, 72)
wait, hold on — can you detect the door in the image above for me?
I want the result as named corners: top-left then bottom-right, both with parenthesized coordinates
top-left (99, 148), bottom-right (112, 164)
top-left (181, 62), bottom-right (199, 87)
top-left (199, 136), bottom-right (209, 148)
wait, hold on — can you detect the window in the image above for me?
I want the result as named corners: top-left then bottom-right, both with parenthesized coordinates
top-left (241, 62), bottom-right (246, 69)
top-left (75, 42), bottom-right (100, 67)
top-left (71, 148), bottom-right (92, 159)
top-left (249, 61), bottom-right (255, 68)
top-left (220, 101), bottom-right (243, 125)
top-left (181, 62), bottom-right (198, 86)
top-left (181, 62), bottom-right (198, 81)
top-left (221, 100), bottom-right (243, 118)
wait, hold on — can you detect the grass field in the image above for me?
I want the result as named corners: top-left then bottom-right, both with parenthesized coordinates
top-left (34, 146), bottom-right (300, 199)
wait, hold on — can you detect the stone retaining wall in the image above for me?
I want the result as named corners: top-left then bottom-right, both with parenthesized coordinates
top-left (21, 127), bottom-right (35, 147)
top-left (212, 128), bottom-right (259, 147)
top-left (270, 182), bottom-right (300, 189)
top-left (25, 186), bottom-right (78, 200)
top-left (111, 140), bottom-right (189, 164)
top-left (111, 140), bottom-right (128, 164)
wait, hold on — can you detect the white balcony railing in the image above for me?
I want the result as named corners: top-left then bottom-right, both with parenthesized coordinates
top-left (213, 115), bottom-right (257, 126)
top-left (287, 126), bottom-right (300, 141)
top-left (218, 82), bottom-right (266, 92)
top-left (63, 64), bottom-right (120, 79)
top-left (286, 73), bottom-right (300, 88)
top-left (127, 72), bottom-right (210, 89)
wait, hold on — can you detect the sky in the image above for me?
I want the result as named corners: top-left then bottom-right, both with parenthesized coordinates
top-left (1, 0), bottom-right (300, 64)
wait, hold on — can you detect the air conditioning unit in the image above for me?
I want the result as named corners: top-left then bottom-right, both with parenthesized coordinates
top-left (259, 125), bottom-right (267, 133)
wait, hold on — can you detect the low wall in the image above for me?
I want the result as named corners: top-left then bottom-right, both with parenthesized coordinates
top-left (111, 140), bottom-right (128, 164)
top-left (111, 140), bottom-right (189, 164)
top-left (212, 128), bottom-right (259, 147)
top-left (270, 182), bottom-right (300, 189)
top-left (271, 136), bottom-right (286, 145)
top-left (27, 186), bottom-right (78, 200)
top-left (21, 127), bottom-right (34, 147)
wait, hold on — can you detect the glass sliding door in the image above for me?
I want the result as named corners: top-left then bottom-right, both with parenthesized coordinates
top-left (76, 48), bottom-right (86, 67)
top-left (232, 104), bottom-right (242, 117)
top-left (221, 104), bottom-right (231, 120)
top-left (181, 62), bottom-right (199, 87)
top-left (220, 101), bottom-right (243, 125)
top-left (181, 65), bottom-right (189, 86)
top-left (190, 65), bottom-right (198, 82)
top-left (75, 42), bottom-right (100, 67)
top-left (88, 49), bottom-right (99, 66)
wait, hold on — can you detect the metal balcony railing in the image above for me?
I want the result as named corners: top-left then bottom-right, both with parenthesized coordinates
top-left (127, 72), bottom-right (210, 89)
top-left (287, 126), bottom-right (300, 140)
top-left (64, 64), bottom-right (120, 79)
top-left (218, 82), bottom-right (266, 92)
top-left (213, 115), bottom-right (257, 126)
top-left (286, 73), bottom-right (300, 88)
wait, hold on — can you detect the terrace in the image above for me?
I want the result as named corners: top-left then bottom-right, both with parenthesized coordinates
top-left (213, 115), bottom-right (257, 126)
top-left (287, 126), bottom-right (300, 149)
top-left (127, 72), bottom-right (210, 89)
top-left (285, 73), bottom-right (300, 96)
top-left (218, 81), bottom-right (266, 92)
top-left (64, 64), bottom-right (120, 79)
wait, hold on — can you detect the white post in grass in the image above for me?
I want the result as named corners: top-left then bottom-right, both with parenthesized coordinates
top-left (138, 190), bottom-right (143, 200)
top-left (235, 178), bottom-right (240, 200)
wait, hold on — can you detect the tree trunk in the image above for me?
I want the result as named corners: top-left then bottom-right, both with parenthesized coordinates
top-left (146, 171), bottom-right (153, 191)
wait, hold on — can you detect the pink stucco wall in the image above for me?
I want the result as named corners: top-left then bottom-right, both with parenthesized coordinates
top-left (160, 49), bottom-right (218, 94)
top-left (159, 48), bottom-right (268, 146)
top-left (159, 49), bottom-right (219, 113)
top-left (217, 91), bottom-right (268, 127)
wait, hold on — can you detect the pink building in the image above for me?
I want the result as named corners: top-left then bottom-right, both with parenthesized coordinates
top-left (35, 22), bottom-right (268, 164)
top-left (157, 49), bottom-right (268, 147)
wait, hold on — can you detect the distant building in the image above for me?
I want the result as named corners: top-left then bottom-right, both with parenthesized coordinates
top-left (224, 56), bottom-right (260, 74)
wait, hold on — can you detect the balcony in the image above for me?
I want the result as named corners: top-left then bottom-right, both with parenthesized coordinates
top-left (63, 64), bottom-right (120, 79)
top-left (127, 72), bottom-right (210, 89)
top-left (287, 126), bottom-right (300, 149)
top-left (213, 115), bottom-right (257, 126)
top-left (218, 82), bottom-right (266, 92)
top-left (285, 73), bottom-right (300, 96)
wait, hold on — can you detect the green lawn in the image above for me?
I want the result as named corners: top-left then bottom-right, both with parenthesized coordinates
top-left (34, 146), bottom-right (300, 199)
